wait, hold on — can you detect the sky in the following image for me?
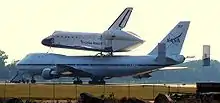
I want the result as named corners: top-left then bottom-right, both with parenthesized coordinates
top-left (0, 0), bottom-right (219, 62)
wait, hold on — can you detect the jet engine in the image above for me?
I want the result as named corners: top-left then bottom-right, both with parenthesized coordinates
top-left (41, 67), bottom-right (59, 80)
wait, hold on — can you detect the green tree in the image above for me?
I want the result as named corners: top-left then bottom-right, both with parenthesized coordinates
top-left (0, 50), bottom-right (8, 68)
top-left (7, 60), bottom-right (19, 69)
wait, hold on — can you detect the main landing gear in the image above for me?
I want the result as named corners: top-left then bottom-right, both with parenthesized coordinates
top-left (107, 52), bottom-right (113, 56)
top-left (30, 76), bottom-right (36, 84)
top-left (73, 77), bottom-right (83, 84)
top-left (88, 78), bottom-right (106, 85)
top-left (21, 76), bottom-right (36, 84)
top-left (72, 77), bottom-right (106, 85)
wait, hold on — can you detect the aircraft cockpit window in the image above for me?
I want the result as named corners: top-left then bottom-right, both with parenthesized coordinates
top-left (36, 54), bottom-right (46, 58)
top-left (24, 54), bottom-right (31, 59)
top-left (37, 55), bottom-right (41, 58)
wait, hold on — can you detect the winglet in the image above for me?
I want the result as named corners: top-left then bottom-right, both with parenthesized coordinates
top-left (108, 7), bottom-right (133, 30)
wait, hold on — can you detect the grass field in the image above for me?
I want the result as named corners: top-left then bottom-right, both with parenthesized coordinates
top-left (0, 83), bottom-right (196, 100)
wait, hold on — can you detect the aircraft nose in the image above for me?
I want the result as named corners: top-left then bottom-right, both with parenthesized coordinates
top-left (41, 38), bottom-right (54, 46)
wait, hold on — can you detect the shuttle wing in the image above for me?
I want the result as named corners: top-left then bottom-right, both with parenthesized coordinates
top-left (78, 45), bottom-right (95, 49)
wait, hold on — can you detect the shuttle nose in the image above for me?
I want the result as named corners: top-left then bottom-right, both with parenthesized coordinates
top-left (41, 38), bottom-right (54, 46)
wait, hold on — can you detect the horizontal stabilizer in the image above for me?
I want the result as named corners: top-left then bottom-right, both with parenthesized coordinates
top-left (132, 66), bottom-right (188, 79)
top-left (159, 66), bottom-right (188, 70)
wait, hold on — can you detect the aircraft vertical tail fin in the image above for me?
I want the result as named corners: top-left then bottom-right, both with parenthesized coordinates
top-left (148, 21), bottom-right (190, 56)
top-left (108, 7), bottom-right (133, 30)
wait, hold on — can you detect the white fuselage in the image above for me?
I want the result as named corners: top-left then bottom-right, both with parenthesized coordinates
top-left (16, 53), bottom-right (184, 78)
top-left (42, 30), bottom-right (144, 52)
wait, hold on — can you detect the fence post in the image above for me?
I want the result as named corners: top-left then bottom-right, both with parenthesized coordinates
top-left (128, 81), bottom-right (130, 98)
top-left (152, 84), bottom-right (155, 99)
top-left (28, 83), bottom-right (31, 101)
top-left (168, 86), bottom-right (171, 94)
top-left (103, 84), bottom-right (106, 96)
top-left (53, 82), bottom-right (55, 103)
top-left (4, 81), bottom-right (6, 101)
top-left (75, 84), bottom-right (78, 100)
top-left (177, 84), bottom-right (179, 93)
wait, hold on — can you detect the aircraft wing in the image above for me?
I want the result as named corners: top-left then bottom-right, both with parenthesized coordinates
top-left (132, 66), bottom-right (188, 79)
top-left (56, 64), bottom-right (92, 77)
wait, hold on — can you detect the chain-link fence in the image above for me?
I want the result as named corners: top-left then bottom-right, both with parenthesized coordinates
top-left (0, 82), bottom-right (196, 101)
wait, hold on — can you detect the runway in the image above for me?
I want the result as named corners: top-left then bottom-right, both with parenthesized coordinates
top-left (0, 81), bottom-right (196, 87)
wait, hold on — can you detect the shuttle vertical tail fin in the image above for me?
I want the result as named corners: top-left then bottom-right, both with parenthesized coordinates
top-left (108, 7), bottom-right (133, 30)
top-left (148, 21), bottom-right (190, 56)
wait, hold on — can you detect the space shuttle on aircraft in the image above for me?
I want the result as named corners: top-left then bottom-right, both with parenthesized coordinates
top-left (41, 7), bottom-right (144, 56)
top-left (13, 21), bottom-right (190, 84)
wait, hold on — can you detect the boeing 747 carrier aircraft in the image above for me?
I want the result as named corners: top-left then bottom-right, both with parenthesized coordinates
top-left (42, 7), bottom-right (144, 56)
top-left (13, 21), bottom-right (190, 84)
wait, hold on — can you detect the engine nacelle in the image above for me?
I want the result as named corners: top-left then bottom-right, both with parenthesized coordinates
top-left (41, 67), bottom-right (59, 80)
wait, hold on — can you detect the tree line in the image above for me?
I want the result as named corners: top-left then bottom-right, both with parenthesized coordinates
top-left (0, 50), bottom-right (19, 69)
